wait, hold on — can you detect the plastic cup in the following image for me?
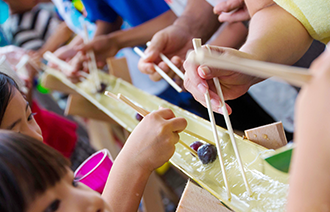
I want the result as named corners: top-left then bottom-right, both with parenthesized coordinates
top-left (74, 149), bottom-right (113, 194)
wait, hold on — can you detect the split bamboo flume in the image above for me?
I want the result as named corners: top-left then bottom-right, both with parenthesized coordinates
top-left (42, 67), bottom-right (289, 212)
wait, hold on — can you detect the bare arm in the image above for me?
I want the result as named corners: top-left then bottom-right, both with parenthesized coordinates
top-left (102, 109), bottom-right (187, 212)
top-left (183, 2), bottom-right (314, 114)
top-left (102, 149), bottom-right (150, 212)
top-left (109, 10), bottom-right (177, 50)
top-left (138, 0), bottom-right (220, 81)
top-left (173, 0), bottom-right (221, 44)
top-left (93, 18), bottom-right (123, 37)
top-left (209, 22), bottom-right (248, 49)
top-left (287, 48), bottom-right (330, 211)
top-left (241, 2), bottom-right (313, 64)
top-left (79, 10), bottom-right (177, 63)
top-left (36, 22), bottom-right (73, 55)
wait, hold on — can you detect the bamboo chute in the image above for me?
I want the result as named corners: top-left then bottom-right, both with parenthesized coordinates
top-left (41, 67), bottom-right (289, 211)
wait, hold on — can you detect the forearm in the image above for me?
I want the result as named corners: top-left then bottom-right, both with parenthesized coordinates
top-left (209, 22), bottom-right (248, 49)
top-left (37, 22), bottom-right (73, 55)
top-left (68, 35), bottom-right (83, 48)
top-left (287, 132), bottom-right (330, 211)
top-left (240, 4), bottom-right (313, 64)
top-left (287, 55), bottom-right (330, 211)
top-left (288, 107), bottom-right (330, 210)
top-left (102, 151), bottom-right (150, 212)
top-left (111, 10), bottom-right (177, 49)
top-left (174, 0), bottom-right (220, 43)
top-left (94, 18), bottom-right (123, 37)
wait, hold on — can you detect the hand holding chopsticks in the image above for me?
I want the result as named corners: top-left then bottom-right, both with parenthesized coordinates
top-left (134, 40), bottom-right (186, 93)
top-left (43, 51), bottom-right (75, 75)
top-left (204, 44), bottom-right (252, 196)
top-left (134, 46), bottom-right (183, 93)
top-left (146, 42), bottom-right (185, 80)
top-left (193, 39), bottom-right (233, 199)
top-left (104, 91), bottom-right (198, 157)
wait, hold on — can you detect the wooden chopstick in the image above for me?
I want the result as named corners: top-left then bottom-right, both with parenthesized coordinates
top-left (117, 93), bottom-right (150, 116)
top-left (104, 91), bottom-right (198, 157)
top-left (193, 38), bottom-right (231, 199)
top-left (43, 51), bottom-right (91, 83)
top-left (146, 41), bottom-right (185, 80)
top-left (43, 51), bottom-right (74, 75)
top-left (83, 24), bottom-right (101, 91)
top-left (78, 71), bottom-right (90, 79)
top-left (205, 90), bottom-right (232, 199)
top-left (133, 47), bottom-right (182, 93)
top-left (205, 44), bottom-right (251, 196)
top-left (182, 129), bottom-right (214, 145)
top-left (191, 48), bottom-right (312, 87)
top-left (104, 92), bottom-right (213, 144)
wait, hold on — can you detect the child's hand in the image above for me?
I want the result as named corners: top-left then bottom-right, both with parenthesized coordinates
top-left (103, 109), bottom-right (186, 211)
top-left (123, 108), bottom-right (187, 174)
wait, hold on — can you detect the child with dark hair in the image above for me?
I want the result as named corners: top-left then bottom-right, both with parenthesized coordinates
top-left (0, 69), bottom-right (187, 211)
top-left (0, 72), bottom-right (42, 141)
top-left (0, 112), bottom-right (185, 212)
top-left (0, 131), bottom-right (70, 212)
top-left (0, 63), bottom-right (94, 170)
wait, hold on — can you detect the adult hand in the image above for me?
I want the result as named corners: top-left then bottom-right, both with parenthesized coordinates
top-left (137, 25), bottom-right (192, 82)
top-left (183, 45), bottom-right (262, 114)
top-left (53, 44), bottom-right (78, 62)
top-left (213, 0), bottom-right (250, 23)
top-left (78, 33), bottom-right (121, 68)
top-left (64, 51), bottom-right (89, 83)
top-left (47, 45), bottom-right (79, 71)
top-left (138, 0), bottom-right (220, 82)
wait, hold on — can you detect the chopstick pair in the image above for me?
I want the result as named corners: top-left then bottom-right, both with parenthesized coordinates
top-left (146, 41), bottom-right (185, 80)
top-left (133, 41), bottom-right (185, 93)
top-left (104, 91), bottom-right (198, 157)
top-left (192, 38), bottom-right (252, 199)
top-left (189, 46), bottom-right (312, 87)
top-left (83, 25), bottom-right (101, 91)
top-left (43, 51), bottom-right (74, 74)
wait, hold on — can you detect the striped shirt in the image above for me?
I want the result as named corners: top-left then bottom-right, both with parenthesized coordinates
top-left (6, 6), bottom-right (60, 50)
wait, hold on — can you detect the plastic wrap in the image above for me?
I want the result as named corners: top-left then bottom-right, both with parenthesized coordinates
top-left (42, 68), bottom-right (289, 211)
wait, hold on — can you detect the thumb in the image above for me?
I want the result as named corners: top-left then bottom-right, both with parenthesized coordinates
top-left (144, 34), bottom-right (167, 62)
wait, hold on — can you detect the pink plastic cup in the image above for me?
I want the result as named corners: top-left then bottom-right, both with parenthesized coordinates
top-left (74, 149), bottom-right (113, 194)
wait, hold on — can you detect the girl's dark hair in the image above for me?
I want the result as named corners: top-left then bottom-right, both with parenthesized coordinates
top-left (0, 73), bottom-right (19, 125)
top-left (0, 130), bottom-right (70, 212)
